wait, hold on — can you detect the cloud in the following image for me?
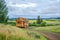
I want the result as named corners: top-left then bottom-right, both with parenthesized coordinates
top-left (40, 2), bottom-right (60, 14)
top-left (6, 0), bottom-right (60, 18)
top-left (56, 0), bottom-right (60, 2)
top-left (7, 2), bottom-right (37, 8)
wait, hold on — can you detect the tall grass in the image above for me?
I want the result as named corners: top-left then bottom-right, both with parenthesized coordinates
top-left (0, 24), bottom-right (36, 40)
top-left (0, 24), bottom-right (47, 40)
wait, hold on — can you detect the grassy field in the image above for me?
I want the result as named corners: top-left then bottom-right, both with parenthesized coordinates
top-left (0, 24), bottom-right (47, 40)
top-left (35, 25), bottom-right (60, 34)
top-left (45, 20), bottom-right (60, 26)
top-left (29, 19), bottom-right (60, 34)
top-left (1, 19), bottom-right (59, 40)
top-left (29, 19), bottom-right (60, 26)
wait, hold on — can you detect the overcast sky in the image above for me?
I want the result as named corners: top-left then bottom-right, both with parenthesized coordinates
top-left (5, 0), bottom-right (60, 18)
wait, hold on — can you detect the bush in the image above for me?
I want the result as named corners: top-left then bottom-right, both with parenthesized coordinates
top-left (29, 23), bottom-right (37, 26)
top-left (40, 22), bottom-right (46, 26)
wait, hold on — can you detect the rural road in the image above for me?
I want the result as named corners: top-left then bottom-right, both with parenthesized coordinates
top-left (26, 27), bottom-right (60, 40)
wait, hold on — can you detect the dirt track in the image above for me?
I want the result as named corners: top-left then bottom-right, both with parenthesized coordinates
top-left (36, 30), bottom-right (60, 40)
top-left (26, 27), bottom-right (60, 40)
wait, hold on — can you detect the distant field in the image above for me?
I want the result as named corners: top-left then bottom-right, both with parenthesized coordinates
top-left (29, 19), bottom-right (60, 26)
top-left (0, 24), bottom-right (47, 40)
top-left (45, 20), bottom-right (60, 25)
top-left (28, 19), bottom-right (60, 34)
top-left (29, 20), bottom-right (36, 23)
top-left (8, 19), bottom-right (60, 26)
top-left (8, 19), bottom-right (60, 24)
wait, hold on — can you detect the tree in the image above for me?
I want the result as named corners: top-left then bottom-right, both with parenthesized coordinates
top-left (0, 0), bottom-right (8, 23)
top-left (37, 16), bottom-right (42, 24)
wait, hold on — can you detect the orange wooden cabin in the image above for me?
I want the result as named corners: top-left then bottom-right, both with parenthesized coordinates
top-left (16, 17), bottom-right (28, 28)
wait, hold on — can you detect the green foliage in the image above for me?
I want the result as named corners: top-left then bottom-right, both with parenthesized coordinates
top-left (0, 0), bottom-right (8, 23)
top-left (5, 16), bottom-right (9, 23)
top-left (29, 23), bottom-right (37, 26)
top-left (40, 21), bottom-right (46, 26)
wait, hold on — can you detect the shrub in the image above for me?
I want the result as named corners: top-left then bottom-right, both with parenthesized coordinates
top-left (40, 21), bottom-right (46, 26)
top-left (29, 22), bottom-right (37, 26)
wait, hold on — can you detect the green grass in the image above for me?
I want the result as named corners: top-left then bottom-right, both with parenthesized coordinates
top-left (0, 24), bottom-right (47, 40)
top-left (35, 25), bottom-right (60, 34)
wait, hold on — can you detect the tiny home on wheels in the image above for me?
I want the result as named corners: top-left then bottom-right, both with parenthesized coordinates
top-left (16, 17), bottom-right (28, 28)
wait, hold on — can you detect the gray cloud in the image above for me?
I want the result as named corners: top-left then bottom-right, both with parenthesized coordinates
top-left (6, 0), bottom-right (60, 18)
